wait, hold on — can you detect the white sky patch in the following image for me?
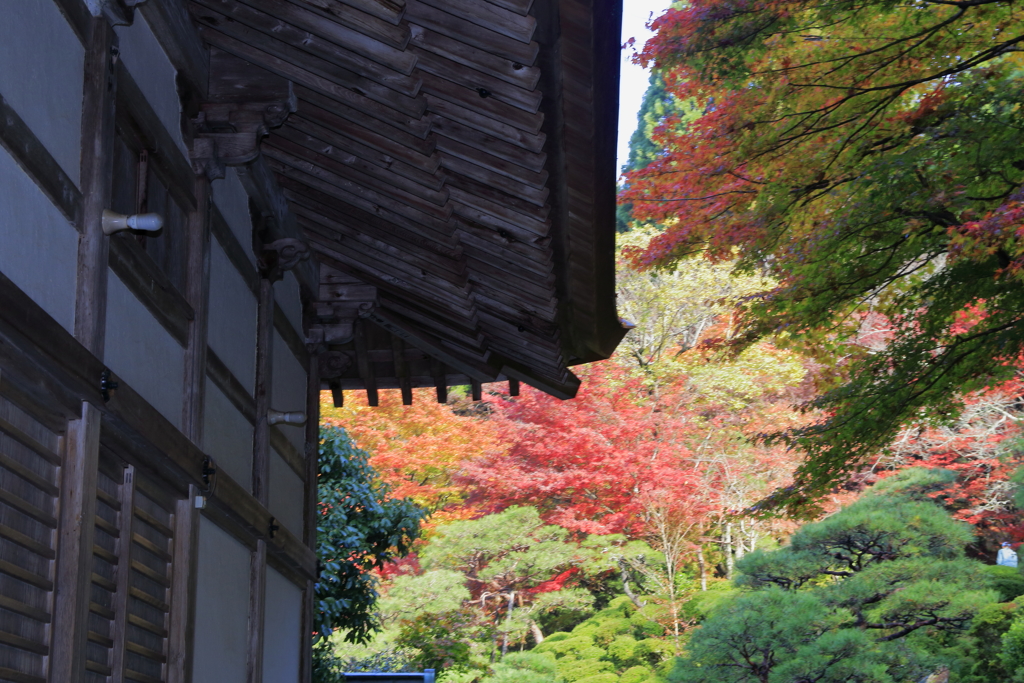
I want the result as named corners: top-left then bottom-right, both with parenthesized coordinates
top-left (618, 0), bottom-right (671, 177)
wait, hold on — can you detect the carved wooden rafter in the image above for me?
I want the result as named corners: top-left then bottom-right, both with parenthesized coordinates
top-left (308, 266), bottom-right (378, 350)
top-left (190, 98), bottom-right (296, 180)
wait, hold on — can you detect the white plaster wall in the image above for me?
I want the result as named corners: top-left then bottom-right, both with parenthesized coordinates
top-left (203, 378), bottom-right (253, 491)
top-left (0, 0), bottom-right (83, 185)
top-left (104, 273), bottom-right (184, 428)
top-left (0, 146), bottom-right (79, 333)
top-left (114, 13), bottom-right (187, 158)
top-left (193, 516), bottom-right (250, 683)
top-left (262, 566), bottom-right (303, 683)
top-left (269, 449), bottom-right (304, 537)
top-left (208, 237), bottom-right (258, 394)
top-left (272, 331), bottom-right (307, 454)
top-left (212, 168), bottom-right (256, 264)
top-left (274, 271), bottom-right (303, 337)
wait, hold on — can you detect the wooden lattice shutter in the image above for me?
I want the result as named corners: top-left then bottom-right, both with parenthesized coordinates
top-left (88, 451), bottom-right (178, 683)
top-left (0, 392), bottom-right (63, 683)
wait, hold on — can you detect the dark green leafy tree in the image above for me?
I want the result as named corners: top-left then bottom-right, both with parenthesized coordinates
top-left (617, 70), bottom-right (698, 232)
top-left (314, 427), bottom-right (427, 677)
top-left (395, 607), bottom-right (490, 675)
top-left (669, 479), bottom-right (998, 682)
top-left (621, 0), bottom-right (1024, 500)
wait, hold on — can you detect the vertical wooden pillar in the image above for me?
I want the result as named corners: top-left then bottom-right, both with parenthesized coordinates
top-left (168, 169), bottom-right (211, 683)
top-left (168, 486), bottom-right (202, 683)
top-left (55, 15), bottom-right (117, 683)
top-left (182, 176), bottom-right (212, 443)
top-left (299, 352), bottom-right (320, 683)
top-left (253, 277), bottom-right (274, 503)
top-left (248, 276), bottom-right (275, 683)
top-left (303, 353), bottom-right (320, 550)
top-left (110, 465), bottom-right (137, 683)
top-left (51, 402), bottom-right (102, 682)
top-left (74, 17), bottom-right (118, 357)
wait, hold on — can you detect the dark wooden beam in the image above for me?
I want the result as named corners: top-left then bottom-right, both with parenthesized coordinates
top-left (283, 0), bottom-right (411, 49)
top-left (274, 301), bottom-right (310, 368)
top-left (329, 380), bottom-right (343, 407)
top-left (431, 358), bottom-right (447, 404)
top-left (210, 202), bottom-right (259, 296)
top-left (508, 378), bottom-right (520, 396)
top-left (498, 357), bottom-right (580, 401)
top-left (270, 426), bottom-right (306, 481)
top-left (190, 0), bottom-right (419, 96)
top-left (470, 379), bottom-right (482, 401)
top-left (354, 319), bottom-right (379, 406)
top-left (0, 92), bottom-right (83, 229)
top-left (391, 334), bottom-right (413, 405)
top-left (405, 1), bottom-right (538, 65)
top-left (206, 348), bottom-right (256, 422)
top-left (416, 0), bottom-right (536, 43)
top-left (107, 234), bottom-right (195, 346)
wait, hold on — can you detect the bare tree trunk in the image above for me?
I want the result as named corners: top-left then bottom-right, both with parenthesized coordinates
top-left (669, 600), bottom-right (682, 656)
top-left (500, 591), bottom-right (515, 658)
top-left (529, 619), bottom-right (545, 645)
top-left (696, 546), bottom-right (708, 591)
top-left (618, 558), bottom-right (647, 608)
top-left (724, 522), bottom-right (734, 579)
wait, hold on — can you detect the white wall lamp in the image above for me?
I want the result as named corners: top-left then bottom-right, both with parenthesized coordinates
top-left (268, 410), bottom-right (307, 426)
top-left (101, 209), bottom-right (164, 236)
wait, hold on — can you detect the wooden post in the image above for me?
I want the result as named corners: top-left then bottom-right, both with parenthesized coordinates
top-left (247, 539), bottom-right (268, 683)
top-left (51, 401), bottom-right (102, 682)
top-left (300, 352), bottom-right (320, 683)
top-left (253, 277), bottom-right (274, 502)
top-left (354, 319), bottom-right (378, 407)
top-left (391, 334), bottom-right (412, 406)
top-left (181, 176), bottom-right (212, 443)
top-left (55, 16), bottom-right (115, 682)
top-left (248, 276), bottom-right (275, 683)
top-left (110, 465), bottom-right (137, 683)
top-left (74, 17), bottom-right (118, 357)
top-left (168, 486), bottom-right (202, 683)
top-left (432, 359), bottom-right (448, 404)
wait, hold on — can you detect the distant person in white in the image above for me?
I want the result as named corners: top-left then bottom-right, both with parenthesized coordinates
top-left (997, 542), bottom-right (1018, 567)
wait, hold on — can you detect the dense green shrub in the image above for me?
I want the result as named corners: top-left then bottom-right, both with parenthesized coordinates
top-left (620, 665), bottom-right (654, 683)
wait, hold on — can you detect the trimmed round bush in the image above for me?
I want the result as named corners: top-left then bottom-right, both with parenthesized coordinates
top-left (575, 674), bottom-right (618, 683)
top-left (607, 635), bottom-right (639, 668)
top-left (619, 665), bottom-right (653, 683)
top-left (535, 636), bottom-right (595, 659)
top-left (557, 658), bottom-right (612, 682)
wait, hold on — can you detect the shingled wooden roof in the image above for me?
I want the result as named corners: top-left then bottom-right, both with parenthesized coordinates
top-left (185, 0), bottom-right (626, 403)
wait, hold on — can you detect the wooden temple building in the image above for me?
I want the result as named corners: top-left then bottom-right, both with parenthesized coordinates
top-left (0, 0), bottom-right (625, 681)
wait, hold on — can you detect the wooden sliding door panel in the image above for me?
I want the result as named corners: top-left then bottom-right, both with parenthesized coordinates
top-left (125, 472), bottom-right (175, 683)
top-left (0, 392), bottom-right (63, 683)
